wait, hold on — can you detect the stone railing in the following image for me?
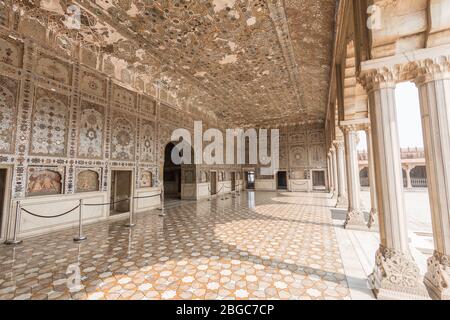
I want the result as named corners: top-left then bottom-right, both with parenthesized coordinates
top-left (358, 147), bottom-right (425, 161)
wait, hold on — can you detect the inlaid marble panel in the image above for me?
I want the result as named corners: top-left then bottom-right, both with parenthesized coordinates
top-left (30, 88), bottom-right (69, 157)
top-left (111, 113), bottom-right (135, 161)
top-left (80, 70), bottom-right (107, 99)
top-left (35, 53), bottom-right (72, 85)
top-left (0, 37), bottom-right (23, 67)
top-left (140, 121), bottom-right (155, 163)
top-left (290, 145), bottom-right (308, 167)
top-left (78, 101), bottom-right (104, 159)
top-left (0, 75), bottom-right (19, 153)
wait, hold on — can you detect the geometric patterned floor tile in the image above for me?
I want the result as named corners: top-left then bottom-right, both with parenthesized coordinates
top-left (0, 192), bottom-right (351, 300)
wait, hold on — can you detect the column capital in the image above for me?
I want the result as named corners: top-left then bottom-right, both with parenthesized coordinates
top-left (332, 140), bottom-right (344, 150)
top-left (414, 56), bottom-right (450, 86)
top-left (359, 67), bottom-right (397, 92)
top-left (340, 119), bottom-right (370, 133)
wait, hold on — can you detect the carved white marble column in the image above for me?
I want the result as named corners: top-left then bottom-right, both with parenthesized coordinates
top-left (331, 147), bottom-right (338, 199)
top-left (362, 69), bottom-right (427, 299)
top-left (405, 167), bottom-right (413, 189)
top-left (415, 57), bottom-right (450, 300)
top-left (342, 126), bottom-right (366, 229)
top-left (365, 125), bottom-right (379, 229)
top-left (327, 152), bottom-right (334, 193)
top-left (334, 140), bottom-right (348, 208)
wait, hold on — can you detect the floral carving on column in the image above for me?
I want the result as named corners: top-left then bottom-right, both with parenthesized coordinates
top-left (370, 245), bottom-right (426, 298)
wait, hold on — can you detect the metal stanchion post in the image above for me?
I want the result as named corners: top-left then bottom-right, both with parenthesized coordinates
top-left (208, 183), bottom-right (212, 201)
top-left (74, 199), bottom-right (87, 242)
top-left (158, 188), bottom-right (165, 217)
top-left (4, 201), bottom-right (23, 245)
top-left (125, 197), bottom-right (136, 227)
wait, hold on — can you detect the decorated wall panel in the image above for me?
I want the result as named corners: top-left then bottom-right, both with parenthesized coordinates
top-left (35, 53), bottom-right (72, 86)
top-left (75, 168), bottom-right (101, 193)
top-left (139, 170), bottom-right (153, 188)
top-left (113, 84), bottom-right (136, 111)
top-left (0, 75), bottom-right (18, 153)
top-left (30, 87), bottom-right (70, 157)
top-left (140, 120), bottom-right (155, 163)
top-left (111, 112), bottom-right (135, 161)
top-left (0, 37), bottom-right (23, 68)
top-left (78, 101), bottom-right (104, 159)
top-left (26, 166), bottom-right (64, 197)
top-left (80, 69), bottom-right (107, 100)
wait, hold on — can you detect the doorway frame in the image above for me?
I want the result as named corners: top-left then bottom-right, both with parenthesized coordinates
top-left (108, 167), bottom-right (135, 217)
top-left (0, 165), bottom-right (13, 241)
top-left (244, 169), bottom-right (256, 190)
top-left (210, 170), bottom-right (218, 196)
top-left (311, 169), bottom-right (327, 190)
top-left (276, 171), bottom-right (288, 190)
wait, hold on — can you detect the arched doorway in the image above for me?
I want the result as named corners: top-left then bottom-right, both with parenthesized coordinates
top-left (164, 142), bottom-right (182, 199)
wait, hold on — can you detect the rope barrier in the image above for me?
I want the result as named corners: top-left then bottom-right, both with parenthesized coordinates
top-left (21, 204), bottom-right (80, 219)
top-left (83, 198), bottom-right (129, 207)
top-left (128, 193), bottom-right (162, 200)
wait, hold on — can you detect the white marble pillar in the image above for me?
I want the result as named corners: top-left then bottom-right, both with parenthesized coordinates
top-left (327, 152), bottom-right (334, 193)
top-left (342, 127), bottom-right (366, 229)
top-left (334, 140), bottom-right (348, 208)
top-left (415, 58), bottom-right (450, 300)
top-left (365, 125), bottom-right (379, 229)
top-left (363, 68), bottom-right (427, 299)
top-left (405, 167), bottom-right (413, 189)
top-left (331, 147), bottom-right (338, 200)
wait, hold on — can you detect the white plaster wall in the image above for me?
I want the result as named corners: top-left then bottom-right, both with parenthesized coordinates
top-left (196, 183), bottom-right (210, 199)
top-left (134, 187), bottom-right (161, 212)
top-left (181, 183), bottom-right (197, 200)
top-left (17, 192), bottom-right (108, 238)
top-left (255, 179), bottom-right (276, 191)
top-left (289, 179), bottom-right (312, 192)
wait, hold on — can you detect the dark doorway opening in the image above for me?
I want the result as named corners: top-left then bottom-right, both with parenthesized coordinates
top-left (0, 169), bottom-right (7, 237)
top-left (246, 171), bottom-right (255, 190)
top-left (210, 171), bottom-right (217, 195)
top-left (164, 142), bottom-right (182, 199)
top-left (277, 171), bottom-right (287, 190)
top-left (312, 170), bottom-right (326, 190)
top-left (231, 172), bottom-right (236, 191)
top-left (110, 170), bottom-right (132, 215)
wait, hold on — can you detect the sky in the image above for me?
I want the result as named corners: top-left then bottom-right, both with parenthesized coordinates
top-left (357, 82), bottom-right (424, 150)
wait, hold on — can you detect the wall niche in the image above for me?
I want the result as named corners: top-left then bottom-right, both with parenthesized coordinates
top-left (27, 167), bottom-right (64, 197)
top-left (76, 169), bottom-right (100, 193)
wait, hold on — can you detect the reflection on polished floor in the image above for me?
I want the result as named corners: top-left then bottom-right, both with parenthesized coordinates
top-left (0, 192), bottom-right (353, 300)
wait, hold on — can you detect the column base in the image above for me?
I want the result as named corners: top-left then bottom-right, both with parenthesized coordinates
top-left (368, 245), bottom-right (429, 300)
top-left (335, 195), bottom-right (348, 208)
top-left (344, 209), bottom-right (367, 230)
top-left (424, 251), bottom-right (450, 300)
top-left (367, 208), bottom-right (379, 230)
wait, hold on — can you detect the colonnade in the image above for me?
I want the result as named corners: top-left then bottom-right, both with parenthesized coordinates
top-left (326, 50), bottom-right (450, 300)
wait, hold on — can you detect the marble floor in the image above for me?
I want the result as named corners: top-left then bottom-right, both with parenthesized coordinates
top-left (0, 192), bottom-right (369, 300)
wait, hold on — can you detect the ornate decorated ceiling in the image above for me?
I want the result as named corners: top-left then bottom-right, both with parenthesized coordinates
top-left (12, 0), bottom-right (336, 127)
